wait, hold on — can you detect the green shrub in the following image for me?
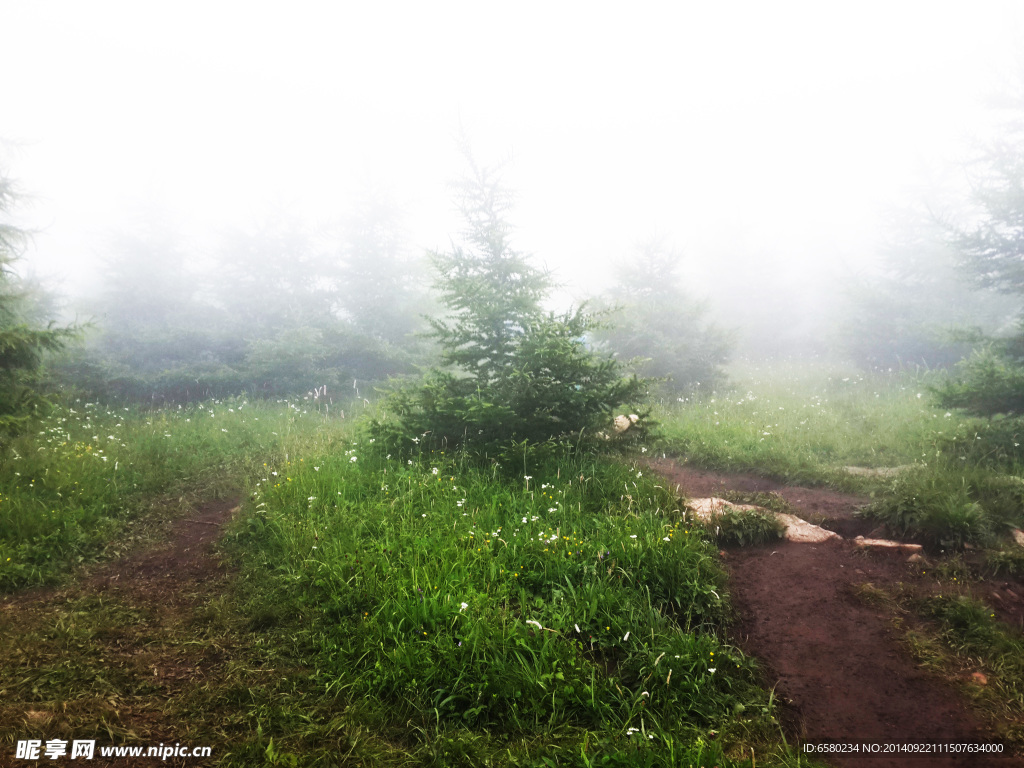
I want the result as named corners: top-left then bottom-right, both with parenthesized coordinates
top-left (932, 346), bottom-right (1024, 419)
top-left (976, 474), bottom-right (1024, 529)
top-left (985, 549), bottom-right (1024, 577)
top-left (860, 468), bottom-right (993, 551)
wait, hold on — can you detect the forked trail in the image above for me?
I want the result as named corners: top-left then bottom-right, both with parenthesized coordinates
top-left (647, 457), bottom-right (1023, 768)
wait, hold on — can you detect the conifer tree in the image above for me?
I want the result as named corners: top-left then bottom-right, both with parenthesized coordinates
top-left (378, 150), bottom-right (644, 451)
top-left (590, 240), bottom-right (731, 394)
top-left (0, 167), bottom-right (76, 436)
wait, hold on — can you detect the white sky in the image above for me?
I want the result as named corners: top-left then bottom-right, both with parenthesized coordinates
top-left (2, 1), bottom-right (1023, 324)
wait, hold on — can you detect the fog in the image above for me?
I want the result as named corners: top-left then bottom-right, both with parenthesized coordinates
top-left (3, 1), bottom-right (1024, 371)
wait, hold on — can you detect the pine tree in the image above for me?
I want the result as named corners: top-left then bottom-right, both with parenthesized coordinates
top-left (428, 154), bottom-right (551, 385)
top-left (0, 167), bottom-right (76, 436)
top-left (377, 151), bottom-right (644, 451)
top-left (590, 240), bottom-right (732, 394)
top-left (934, 92), bottom-right (1024, 416)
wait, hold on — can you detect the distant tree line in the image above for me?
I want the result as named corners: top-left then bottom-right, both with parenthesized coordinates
top-left (836, 207), bottom-right (1017, 371)
top-left (53, 196), bottom-right (435, 404)
top-left (2, 142), bottom-right (735, 448)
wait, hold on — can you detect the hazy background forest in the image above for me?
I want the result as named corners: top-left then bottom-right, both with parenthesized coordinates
top-left (2, 2), bottom-right (1024, 408)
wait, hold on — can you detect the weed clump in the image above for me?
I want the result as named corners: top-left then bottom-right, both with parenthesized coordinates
top-left (985, 549), bottom-right (1024, 578)
top-left (704, 507), bottom-right (785, 548)
top-left (858, 465), bottom-right (1024, 552)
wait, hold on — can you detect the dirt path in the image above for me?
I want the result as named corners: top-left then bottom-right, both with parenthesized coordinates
top-left (0, 498), bottom-right (241, 768)
top-left (646, 458), bottom-right (1023, 768)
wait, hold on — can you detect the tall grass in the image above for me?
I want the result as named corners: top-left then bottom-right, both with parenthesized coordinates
top-left (225, 440), bottom-right (782, 763)
top-left (0, 396), bottom-right (352, 589)
top-left (655, 361), bottom-right (1024, 548)
top-left (655, 362), bottom-right (971, 480)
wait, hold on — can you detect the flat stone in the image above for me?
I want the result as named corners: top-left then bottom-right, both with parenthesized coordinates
top-left (613, 414), bottom-right (639, 433)
top-left (776, 513), bottom-right (842, 543)
top-left (687, 498), bottom-right (841, 543)
top-left (854, 536), bottom-right (923, 554)
top-left (1012, 528), bottom-right (1024, 548)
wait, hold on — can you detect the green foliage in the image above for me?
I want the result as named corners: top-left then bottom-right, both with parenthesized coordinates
top-left (931, 97), bottom-right (1024, 417)
top-left (704, 507), bottom-right (784, 548)
top-left (55, 205), bottom-right (428, 404)
top-left (377, 154), bottom-right (644, 453)
top-left (590, 240), bottom-right (732, 394)
top-left (859, 467), bottom-right (995, 551)
top-left (0, 166), bottom-right (77, 437)
top-left (948, 97), bottom-right (1024, 296)
top-left (985, 549), bottom-right (1024, 577)
top-left (0, 397), bottom-right (347, 590)
top-left (233, 445), bottom-right (779, 755)
top-left (837, 208), bottom-right (1016, 371)
top-left (383, 309), bottom-right (646, 453)
top-left (933, 343), bottom-right (1024, 418)
top-left (333, 192), bottom-right (433, 346)
top-left (920, 594), bottom-right (1024, 690)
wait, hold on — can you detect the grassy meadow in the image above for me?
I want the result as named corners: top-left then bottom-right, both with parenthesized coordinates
top-left (5, 362), bottom-right (1024, 765)
top-left (655, 362), bottom-right (1024, 551)
top-left (1, 393), bottom-right (806, 767)
top-left (0, 396), bottom-right (345, 590)
top-left (655, 361), bottom-right (1024, 481)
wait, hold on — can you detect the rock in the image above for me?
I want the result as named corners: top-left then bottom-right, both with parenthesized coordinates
top-left (907, 553), bottom-right (925, 563)
top-left (775, 513), bottom-right (842, 543)
top-left (854, 536), bottom-right (923, 554)
top-left (613, 414), bottom-right (640, 434)
top-left (1012, 528), bottom-right (1024, 548)
top-left (686, 498), bottom-right (841, 543)
top-left (971, 672), bottom-right (988, 686)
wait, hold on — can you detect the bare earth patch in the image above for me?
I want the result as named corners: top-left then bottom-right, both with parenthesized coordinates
top-left (0, 498), bottom-right (241, 768)
top-left (646, 457), bottom-right (1024, 768)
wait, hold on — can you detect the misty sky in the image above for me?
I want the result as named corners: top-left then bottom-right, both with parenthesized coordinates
top-left (3, 1), bottom-right (1023, 326)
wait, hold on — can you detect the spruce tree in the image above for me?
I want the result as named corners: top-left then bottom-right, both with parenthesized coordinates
top-left (378, 152), bottom-right (644, 451)
top-left (0, 167), bottom-right (76, 437)
top-left (590, 240), bottom-right (732, 394)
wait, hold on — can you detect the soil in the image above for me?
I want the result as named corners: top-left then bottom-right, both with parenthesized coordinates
top-left (646, 457), bottom-right (1024, 767)
top-left (0, 498), bottom-right (241, 768)
top-left (87, 498), bottom-right (241, 595)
